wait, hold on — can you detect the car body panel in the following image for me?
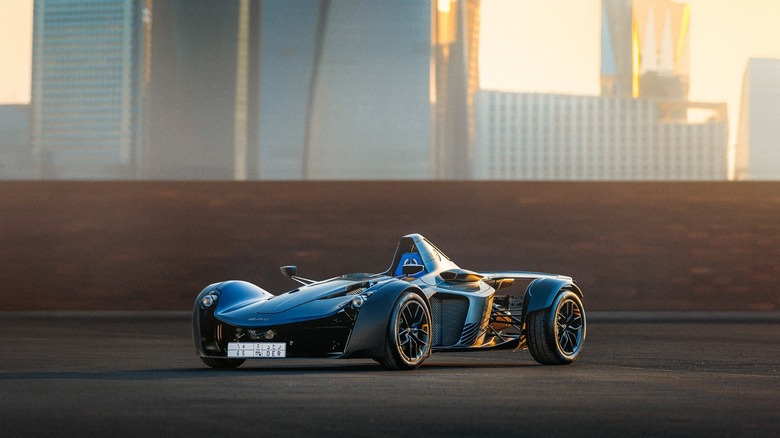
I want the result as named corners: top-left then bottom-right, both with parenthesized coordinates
top-left (214, 276), bottom-right (376, 326)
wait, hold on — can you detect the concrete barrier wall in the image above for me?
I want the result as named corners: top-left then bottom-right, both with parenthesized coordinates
top-left (1, 181), bottom-right (778, 311)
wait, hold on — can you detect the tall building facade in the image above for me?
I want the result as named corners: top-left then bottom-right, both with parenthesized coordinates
top-left (31, 0), bottom-right (149, 179)
top-left (143, 0), bottom-right (260, 179)
top-left (32, 0), bottom-right (478, 180)
top-left (31, 0), bottom-right (260, 180)
top-left (473, 91), bottom-right (727, 180)
top-left (0, 105), bottom-right (34, 179)
top-left (258, 0), bottom-right (480, 180)
top-left (734, 58), bottom-right (780, 180)
top-left (601, 0), bottom-right (690, 100)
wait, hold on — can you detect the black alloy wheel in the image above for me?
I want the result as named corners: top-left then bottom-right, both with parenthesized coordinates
top-left (377, 292), bottom-right (432, 370)
top-left (527, 290), bottom-right (586, 365)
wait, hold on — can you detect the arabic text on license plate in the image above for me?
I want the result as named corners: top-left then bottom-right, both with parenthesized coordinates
top-left (227, 342), bottom-right (286, 358)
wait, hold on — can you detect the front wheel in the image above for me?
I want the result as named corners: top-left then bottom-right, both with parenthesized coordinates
top-left (200, 357), bottom-right (245, 369)
top-left (527, 290), bottom-right (586, 365)
top-left (376, 292), bottom-right (432, 370)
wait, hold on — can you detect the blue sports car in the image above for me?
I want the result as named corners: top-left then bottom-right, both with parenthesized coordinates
top-left (193, 234), bottom-right (585, 370)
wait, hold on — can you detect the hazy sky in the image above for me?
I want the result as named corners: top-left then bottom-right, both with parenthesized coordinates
top-left (0, 0), bottom-right (33, 104)
top-left (2, 0), bottom-right (779, 147)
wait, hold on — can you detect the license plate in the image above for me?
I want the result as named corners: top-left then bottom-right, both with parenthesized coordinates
top-left (227, 342), bottom-right (287, 358)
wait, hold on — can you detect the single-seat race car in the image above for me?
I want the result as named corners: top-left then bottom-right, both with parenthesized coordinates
top-left (193, 234), bottom-right (585, 370)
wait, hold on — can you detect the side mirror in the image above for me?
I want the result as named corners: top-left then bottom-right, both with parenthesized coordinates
top-left (401, 264), bottom-right (424, 276)
top-left (280, 265), bottom-right (298, 278)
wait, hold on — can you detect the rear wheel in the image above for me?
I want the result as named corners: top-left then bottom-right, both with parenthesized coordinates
top-left (527, 290), bottom-right (586, 365)
top-left (377, 292), bottom-right (432, 370)
top-left (200, 357), bottom-right (245, 369)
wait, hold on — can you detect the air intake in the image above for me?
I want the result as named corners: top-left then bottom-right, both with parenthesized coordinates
top-left (440, 269), bottom-right (483, 283)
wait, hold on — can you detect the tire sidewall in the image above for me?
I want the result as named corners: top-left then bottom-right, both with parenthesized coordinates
top-left (547, 290), bottom-right (586, 362)
top-left (387, 292), bottom-right (431, 369)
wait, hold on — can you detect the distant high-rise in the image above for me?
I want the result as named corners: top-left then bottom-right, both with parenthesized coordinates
top-left (601, 0), bottom-right (690, 100)
top-left (31, 0), bottom-right (478, 180)
top-left (31, 0), bottom-right (261, 180)
top-left (259, 0), bottom-right (480, 180)
top-left (0, 105), bottom-right (34, 179)
top-left (473, 91), bottom-right (728, 180)
top-left (143, 0), bottom-right (261, 179)
top-left (734, 58), bottom-right (780, 180)
top-left (31, 0), bottom-right (148, 178)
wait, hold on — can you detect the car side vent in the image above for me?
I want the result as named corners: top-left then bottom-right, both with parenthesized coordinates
top-left (458, 323), bottom-right (480, 346)
top-left (431, 296), bottom-right (469, 347)
top-left (440, 269), bottom-right (484, 283)
top-left (321, 286), bottom-right (366, 300)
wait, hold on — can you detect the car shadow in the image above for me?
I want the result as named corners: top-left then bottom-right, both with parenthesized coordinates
top-left (229, 359), bottom-right (539, 373)
top-left (0, 360), bottom-right (540, 381)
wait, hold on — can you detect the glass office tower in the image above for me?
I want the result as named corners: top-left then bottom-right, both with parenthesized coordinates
top-left (31, 0), bottom-right (148, 178)
top-left (32, 0), bottom-right (261, 179)
top-left (734, 58), bottom-right (780, 180)
top-left (258, 0), bottom-right (480, 179)
top-left (601, 0), bottom-right (690, 100)
top-left (143, 0), bottom-right (260, 179)
top-left (32, 0), bottom-right (479, 180)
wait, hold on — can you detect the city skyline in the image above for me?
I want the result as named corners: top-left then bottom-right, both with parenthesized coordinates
top-left (2, 0), bottom-right (780, 180)
top-left (23, 0), bottom-right (479, 180)
top-left (481, 0), bottom-right (779, 155)
top-left (4, 0), bottom-right (780, 152)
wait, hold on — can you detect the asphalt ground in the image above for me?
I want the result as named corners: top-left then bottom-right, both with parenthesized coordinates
top-left (1, 313), bottom-right (778, 437)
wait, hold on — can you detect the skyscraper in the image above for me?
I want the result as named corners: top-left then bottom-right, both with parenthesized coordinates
top-left (0, 105), bottom-right (33, 179)
top-left (32, 0), bottom-right (478, 180)
top-left (735, 58), bottom-right (780, 180)
top-left (31, 0), bottom-right (149, 178)
top-left (31, 0), bottom-right (261, 180)
top-left (258, 0), bottom-right (480, 180)
top-left (601, 0), bottom-right (690, 100)
top-left (143, 0), bottom-right (261, 179)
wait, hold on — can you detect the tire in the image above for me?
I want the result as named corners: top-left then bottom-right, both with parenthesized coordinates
top-left (527, 290), bottom-right (586, 365)
top-left (200, 357), bottom-right (246, 369)
top-left (376, 292), bottom-right (432, 370)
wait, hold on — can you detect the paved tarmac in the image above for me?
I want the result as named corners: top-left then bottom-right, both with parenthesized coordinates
top-left (1, 313), bottom-right (778, 437)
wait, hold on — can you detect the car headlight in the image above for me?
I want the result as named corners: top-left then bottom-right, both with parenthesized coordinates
top-left (200, 291), bottom-right (219, 308)
top-left (351, 295), bottom-right (365, 309)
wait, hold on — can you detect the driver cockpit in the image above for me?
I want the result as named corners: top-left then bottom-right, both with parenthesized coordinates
top-left (386, 234), bottom-right (457, 279)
